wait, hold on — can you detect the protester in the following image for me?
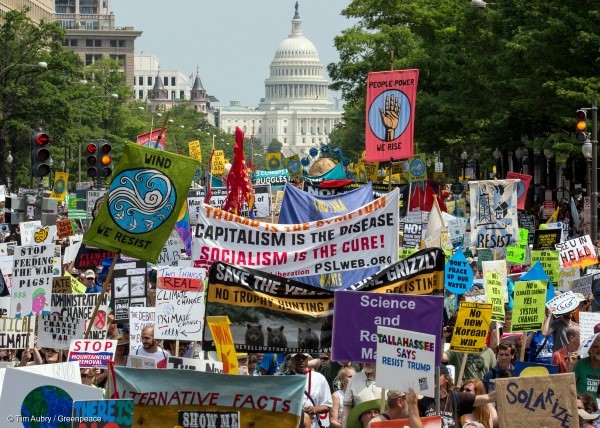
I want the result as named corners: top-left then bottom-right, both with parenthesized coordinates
top-left (543, 306), bottom-right (579, 353)
top-left (258, 352), bottom-right (286, 375)
top-left (330, 366), bottom-right (356, 428)
top-left (346, 387), bottom-right (381, 428)
top-left (367, 389), bottom-right (409, 424)
top-left (342, 363), bottom-right (380, 428)
top-left (127, 325), bottom-right (171, 368)
top-left (574, 334), bottom-right (600, 399)
top-left (459, 378), bottom-right (497, 428)
top-left (283, 353), bottom-right (332, 428)
top-left (551, 326), bottom-right (580, 373)
top-left (482, 342), bottom-right (515, 392)
top-left (443, 346), bottom-right (496, 386)
top-left (83, 269), bottom-right (102, 293)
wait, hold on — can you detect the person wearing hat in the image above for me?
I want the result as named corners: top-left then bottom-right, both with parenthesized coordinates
top-left (342, 363), bottom-right (380, 428)
top-left (346, 387), bottom-right (381, 428)
top-left (543, 304), bottom-right (579, 353)
top-left (284, 353), bottom-right (332, 428)
top-left (578, 408), bottom-right (600, 427)
top-left (418, 365), bottom-right (496, 428)
top-left (366, 389), bottom-right (408, 425)
top-left (113, 334), bottom-right (129, 366)
top-left (83, 269), bottom-right (102, 293)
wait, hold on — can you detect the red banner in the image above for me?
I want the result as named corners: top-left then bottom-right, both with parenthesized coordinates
top-left (136, 127), bottom-right (167, 151)
top-left (365, 69), bottom-right (419, 162)
top-left (506, 172), bottom-right (532, 210)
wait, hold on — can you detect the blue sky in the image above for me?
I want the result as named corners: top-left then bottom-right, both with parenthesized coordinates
top-left (112, 0), bottom-right (356, 107)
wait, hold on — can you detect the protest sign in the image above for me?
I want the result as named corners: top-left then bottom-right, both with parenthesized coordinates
top-left (37, 315), bottom-right (84, 350)
top-left (112, 260), bottom-right (148, 322)
top-left (0, 361), bottom-right (81, 398)
top-left (188, 186), bottom-right (272, 222)
top-left (0, 297), bottom-right (34, 349)
top-left (485, 270), bottom-right (505, 322)
top-left (349, 247), bottom-right (445, 295)
top-left (157, 266), bottom-right (205, 291)
top-left (332, 291), bottom-right (443, 364)
top-left (402, 212), bottom-right (423, 249)
top-left (74, 243), bottom-right (115, 270)
top-left (155, 285), bottom-right (204, 340)
top-left (376, 326), bottom-right (436, 398)
top-left (558, 266), bottom-right (580, 293)
top-left (206, 316), bottom-right (238, 375)
top-left (64, 271), bottom-right (86, 294)
top-left (50, 293), bottom-right (109, 340)
top-left (204, 262), bottom-right (333, 354)
top-left (0, 242), bottom-right (15, 276)
top-left (511, 280), bottom-right (547, 332)
top-left (19, 220), bottom-right (41, 245)
top-left (371, 417), bottom-right (441, 428)
top-left (556, 235), bottom-right (598, 269)
top-left (68, 339), bottom-right (116, 369)
top-left (546, 291), bottom-right (582, 315)
top-left (178, 411), bottom-right (239, 428)
top-left (469, 180), bottom-right (519, 250)
top-left (31, 225), bottom-right (56, 245)
top-left (128, 354), bottom-right (157, 369)
top-left (495, 373), bottom-right (578, 428)
top-left (156, 232), bottom-right (182, 266)
top-left (192, 189), bottom-right (399, 283)
top-left (476, 248), bottom-right (493, 270)
top-left (51, 276), bottom-right (71, 294)
top-left (533, 228), bottom-right (561, 250)
top-left (0, 368), bottom-right (102, 427)
top-left (506, 172), bottom-right (532, 211)
top-left (530, 250), bottom-right (560, 285)
top-left (167, 357), bottom-right (224, 373)
top-left (450, 302), bottom-right (493, 352)
top-left (10, 244), bottom-right (54, 317)
top-left (444, 247), bottom-right (473, 294)
top-left (518, 213), bottom-right (536, 245)
top-left (111, 366), bottom-right (305, 428)
top-left (129, 307), bottom-right (155, 355)
top-left (56, 219), bottom-right (73, 239)
top-left (72, 399), bottom-right (133, 428)
top-left (579, 312), bottom-right (600, 343)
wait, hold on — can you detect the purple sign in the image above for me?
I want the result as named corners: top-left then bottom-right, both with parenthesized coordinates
top-left (332, 291), bottom-right (444, 365)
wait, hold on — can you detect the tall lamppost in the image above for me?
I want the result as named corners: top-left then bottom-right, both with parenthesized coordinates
top-left (473, 151), bottom-right (481, 180)
top-left (461, 150), bottom-right (468, 181)
top-left (583, 141), bottom-right (592, 197)
top-left (493, 148), bottom-right (502, 179)
top-left (6, 151), bottom-right (12, 192)
top-left (48, 157), bottom-right (54, 189)
top-left (591, 101), bottom-right (598, 243)
top-left (515, 148), bottom-right (524, 173)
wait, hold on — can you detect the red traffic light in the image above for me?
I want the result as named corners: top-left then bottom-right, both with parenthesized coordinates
top-left (35, 133), bottom-right (49, 145)
top-left (576, 110), bottom-right (587, 122)
top-left (86, 143), bottom-right (97, 154)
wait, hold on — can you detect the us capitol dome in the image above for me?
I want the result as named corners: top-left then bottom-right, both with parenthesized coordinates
top-left (217, 2), bottom-right (342, 157)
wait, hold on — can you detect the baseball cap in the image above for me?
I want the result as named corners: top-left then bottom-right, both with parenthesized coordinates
top-left (439, 364), bottom-right (450, 376)
top-left (290, 353), bottom-right (311, 359)
top-left (85, 269), bottom-right (95, 279)
top-left (387, 390), bottom-right (406, 400)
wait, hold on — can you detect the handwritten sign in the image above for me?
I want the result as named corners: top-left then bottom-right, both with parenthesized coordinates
top-left (72, 399), bottom-right (133, 428)
top-left (546, 291), bottom-right (581, 315)
top-left (444, 248), bottom-right (473, 294)
top-left (0, 297), bottom-right (34, 349)
top-left (530, 250), bottom-right (560, 285)
top-left (157, 266), bottom-right (206, 291)
top-left (56, 219), bottom-right (73, 239)
top-left (37, 315), bottom-right (84, 350)
top-left (129, 307), bottom-right (155, 355)
top-left (11, 244), bottom-right (54, 317)
top-left (52, 276), bottom-right (71, 294)
top-left (556, 235), bottom-right (598, 269)
top-left (511, 281), bottom-right (546, 332)
top-left (155, 287), bottom-right (205, 341)
top-left (376, 326), bottom-right (436, 398)
top-left (450, 302), bottom-right (492, 352)
top-left (495, 373), bottom-right (577, 428)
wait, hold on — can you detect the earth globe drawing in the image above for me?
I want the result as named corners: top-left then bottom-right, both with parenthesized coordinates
top-left (21, 385), bottom-right (73, 428)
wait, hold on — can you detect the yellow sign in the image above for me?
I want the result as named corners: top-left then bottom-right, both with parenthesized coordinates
top-left (266, 152), bottom-right (282, 170)
top-left (450, 301), bottom-right (493, 352)
top-left (50, 171), bottom-right (69, 202)
top-left (206, 316), bottom-right (238, 375)
top-left (485, 271), bottom-right (505, 322)
top-left (212, 150), bottom-right (225, 175)
top-left (355, 163), bottom-right (367, 183)
top-left (364, 162), bottom-right (379, 182)
top-left (188, 140), bottom-right (202, 162)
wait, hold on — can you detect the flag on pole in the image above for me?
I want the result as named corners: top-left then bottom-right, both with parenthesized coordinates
top-left (222, 127), bottom-right (255, 218)
top-left (82, 142), bottom-right (197, 263)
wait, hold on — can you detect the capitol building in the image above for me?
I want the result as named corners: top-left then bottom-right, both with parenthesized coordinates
top-left (216, 3), bottom-right (343, 157)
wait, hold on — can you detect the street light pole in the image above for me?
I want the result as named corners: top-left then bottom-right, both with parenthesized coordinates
top-left (461, 150), bottom-right (468, 181)
top-left (591, 100), bottom-right (598, 243)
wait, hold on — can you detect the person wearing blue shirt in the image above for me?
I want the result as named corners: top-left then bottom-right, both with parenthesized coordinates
top-left (84, 269), bottom-right (103, 293)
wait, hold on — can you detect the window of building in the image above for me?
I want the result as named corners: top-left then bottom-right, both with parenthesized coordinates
top-left (180, 90), bottom-right (185, 99)
top-left (164, 76), bottom-right (169, 86)
top-left (138, 76), bottom-right (143, 86)
top-left (148, 76), bottom-right (152, 86)
top-left (85, 54), bottom-right (93, 66)
top-left (171, 91), bottom-right (176, 100)
top-left (94, 54), bottom-right (103, 61)
top-left (86, 39), bottom-right (93, 47)
top-left (94, 39), bottom-right (102, 47)
top-left (70, 39), bottom-right (78, 46)
top-left (118, 40), bottom-right (125, 48)
top-left (62, 39), bottom-right (69, 46)
top-left (284, 127), bottom-right (287, 133)
top-left (171, 77), bottom-right (176, 86)
top-left (138, 90), bottom-right (143, 99)
top-left (110, 40), bottom-right (117, 48)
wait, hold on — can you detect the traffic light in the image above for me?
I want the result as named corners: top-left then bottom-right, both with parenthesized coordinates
top-left (99, 141), bottom-right (112, 177)
top-left (86, 141), bottom-right (99, 177)
top-left (576, 109), bottom-right (589, 142)
top-left (30, 130), bottom-right (51, 177)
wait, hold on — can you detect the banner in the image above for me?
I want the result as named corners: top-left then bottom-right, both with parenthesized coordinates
top-left (449, 302), bottom-right (493, 352)
top-left (50, 171), bottom-right (69, 202)
top-left (506, 172), bottom-right (532, 211)
top-left (136, 127), bottom-right (167, 151)
top-left (365, 69), bottom-right (419, 162)
top-left (278, 182), bottom-right (377, 289)
top-left (349, 247), bottom-right (445, 295)
top-left (204, 262), bottom-right (333, 354)
top-left (495, 374), bottom-right (578, 428)
top-left (111, 366), bottom-right (305, 428)
top-left (556, 235), bottom-right (598, 269)
top-left (469, 180), bottom-right (519, 250)
top-left (332, 291), bottom-right (443, 364)
top-left (83, 142), bottom-right (197, 263)
top-left (11, 244), bottom-right (54, 317)
top-left (376, 326), bottom-right (436, 398)
top-left (192, 189), bottom-right (399, 281)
